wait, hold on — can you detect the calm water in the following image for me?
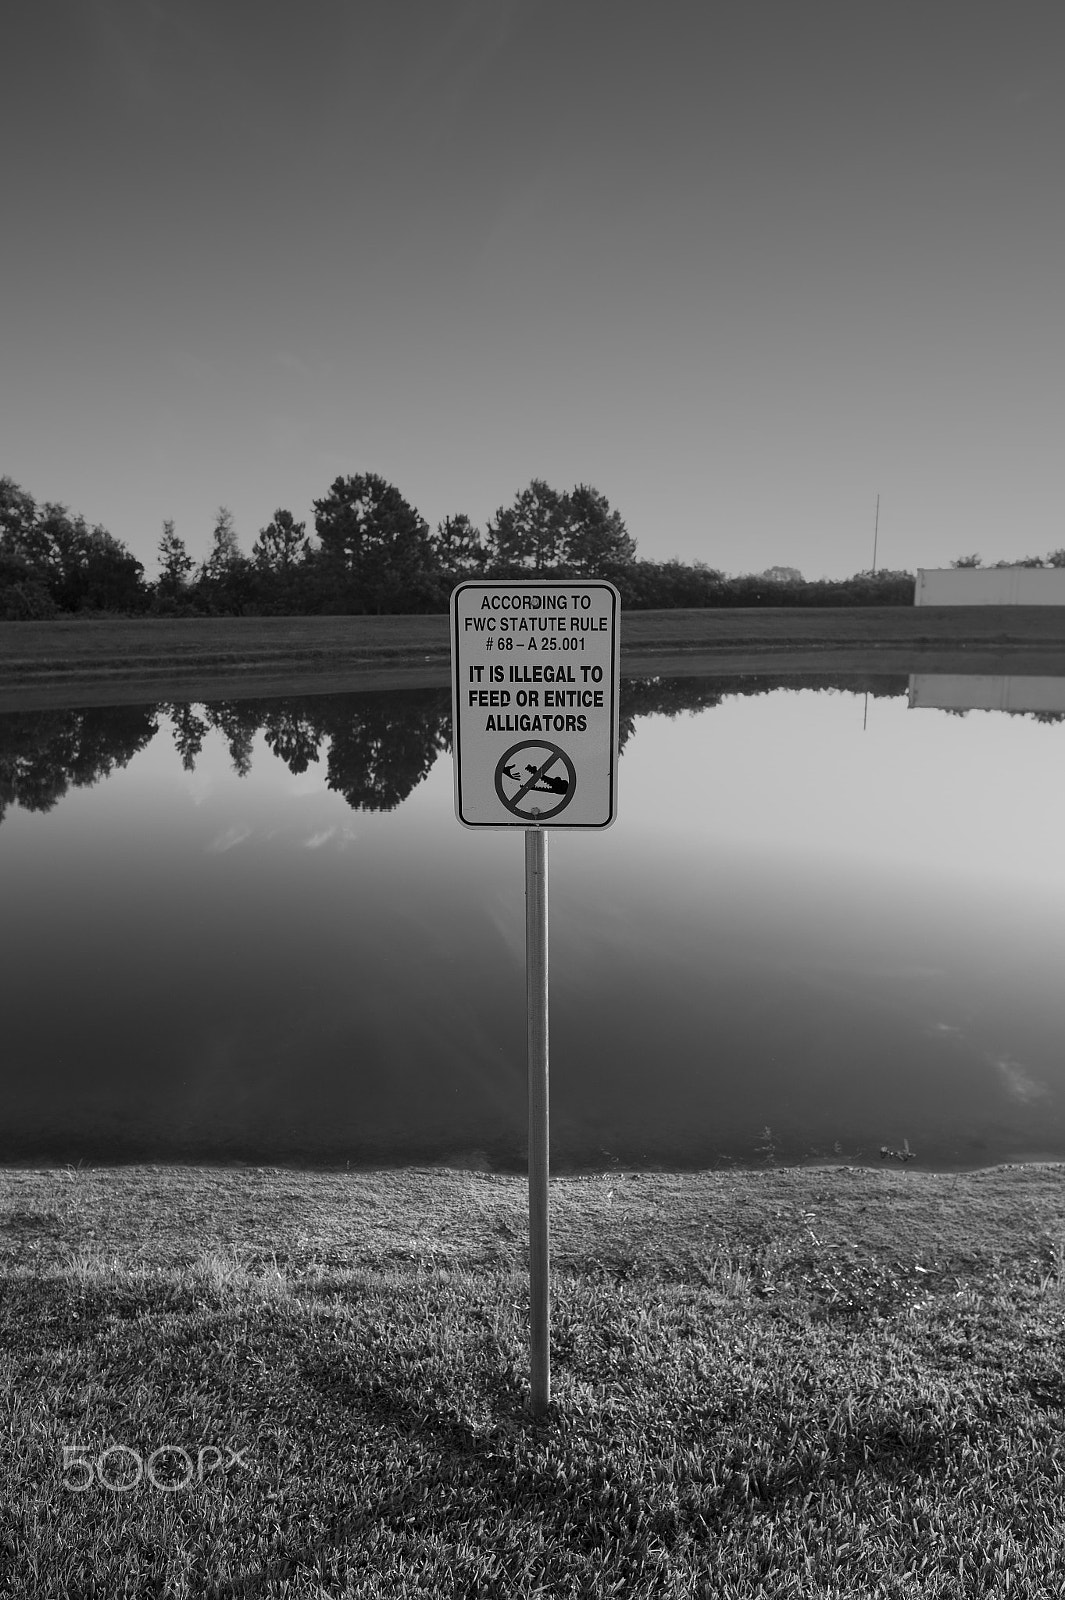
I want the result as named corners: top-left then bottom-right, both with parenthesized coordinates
top-left (2, 672), bottom-right (1063, 1170)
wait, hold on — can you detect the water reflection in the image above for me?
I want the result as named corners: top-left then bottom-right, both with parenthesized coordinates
top-left (166, 692), bottom-right (453, 811)
top-left (0, 704), bottom-right (158, 822)
top-left (2, 673), bottom-right (907, 824)
top-left (1, 672), bottom-right (1062, 1171)
top-left (908, 674), bottom-right (1065, 717)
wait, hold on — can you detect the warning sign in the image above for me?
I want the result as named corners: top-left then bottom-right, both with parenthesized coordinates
top-left (450, 580), bottom-right (620, 828)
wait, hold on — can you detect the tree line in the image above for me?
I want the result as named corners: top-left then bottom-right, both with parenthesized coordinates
top-left (1, 468), bottom-right (936, 620)
top-left (950, 552), bottom-right (1065, 570)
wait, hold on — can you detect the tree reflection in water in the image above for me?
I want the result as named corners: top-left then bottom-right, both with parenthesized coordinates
top-left (0, 704), bottom-right (158, 824)
top-left (0, 674), bottom-right (910, 823)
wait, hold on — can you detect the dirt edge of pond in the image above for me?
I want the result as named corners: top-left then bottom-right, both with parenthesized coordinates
top-left (5, 643), bottom-right (1065, 713)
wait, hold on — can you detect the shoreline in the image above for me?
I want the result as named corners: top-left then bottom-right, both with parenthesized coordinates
top-left (3, 605), bottom-right (1065, 710)
top-left (5, 1160), bottom-right (1063, 1277)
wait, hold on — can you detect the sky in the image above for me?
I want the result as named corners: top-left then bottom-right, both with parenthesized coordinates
top-left (3, 1), bottom-right (1063, 582)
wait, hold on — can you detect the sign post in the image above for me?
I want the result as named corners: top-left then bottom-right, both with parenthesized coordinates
top-left (450, 579), bottom-right (620, 1414)
top-left (525, 825), bottom-right (549, 1412)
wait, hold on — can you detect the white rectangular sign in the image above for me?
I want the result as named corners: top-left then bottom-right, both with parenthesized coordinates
top-left (450, 579), bottom-right (621, 829)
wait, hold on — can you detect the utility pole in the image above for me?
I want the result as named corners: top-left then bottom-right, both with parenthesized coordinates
top-left (872, 493), bottom-right (880, 575)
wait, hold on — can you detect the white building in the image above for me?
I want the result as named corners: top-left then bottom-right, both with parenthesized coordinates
top-left (915, 568), bottom-right (1065, 606)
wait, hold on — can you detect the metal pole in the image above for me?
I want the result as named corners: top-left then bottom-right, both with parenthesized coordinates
top-left (525, 826), bottom-right (550, 1414)
top-left (872, 492), bottom-right (880, 575)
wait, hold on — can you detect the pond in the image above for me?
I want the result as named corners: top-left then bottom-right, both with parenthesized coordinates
top-left (2, 670), bottom-right (1063, 1171)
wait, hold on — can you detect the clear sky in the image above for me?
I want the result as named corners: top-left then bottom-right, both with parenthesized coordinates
top-left (4, 1), bottom-right (1063, 581)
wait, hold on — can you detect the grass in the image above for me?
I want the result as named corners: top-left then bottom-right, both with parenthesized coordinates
top-left (3, 607), bottom-right (1065, 713)
top-left (3, 1163), bottom-right (1065, 1596)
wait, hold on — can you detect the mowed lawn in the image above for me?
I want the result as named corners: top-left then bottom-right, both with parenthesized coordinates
top-left (3, 1162), bottom-right (1065, 1597)
top-left (3, 605), bottom-right (1065, 674)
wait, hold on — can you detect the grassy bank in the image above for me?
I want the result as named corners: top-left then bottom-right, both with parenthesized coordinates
top-left (2, 607), bottom-right (1065, 713)
top-left (4, 1163), bottom-right (1065, 1596)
